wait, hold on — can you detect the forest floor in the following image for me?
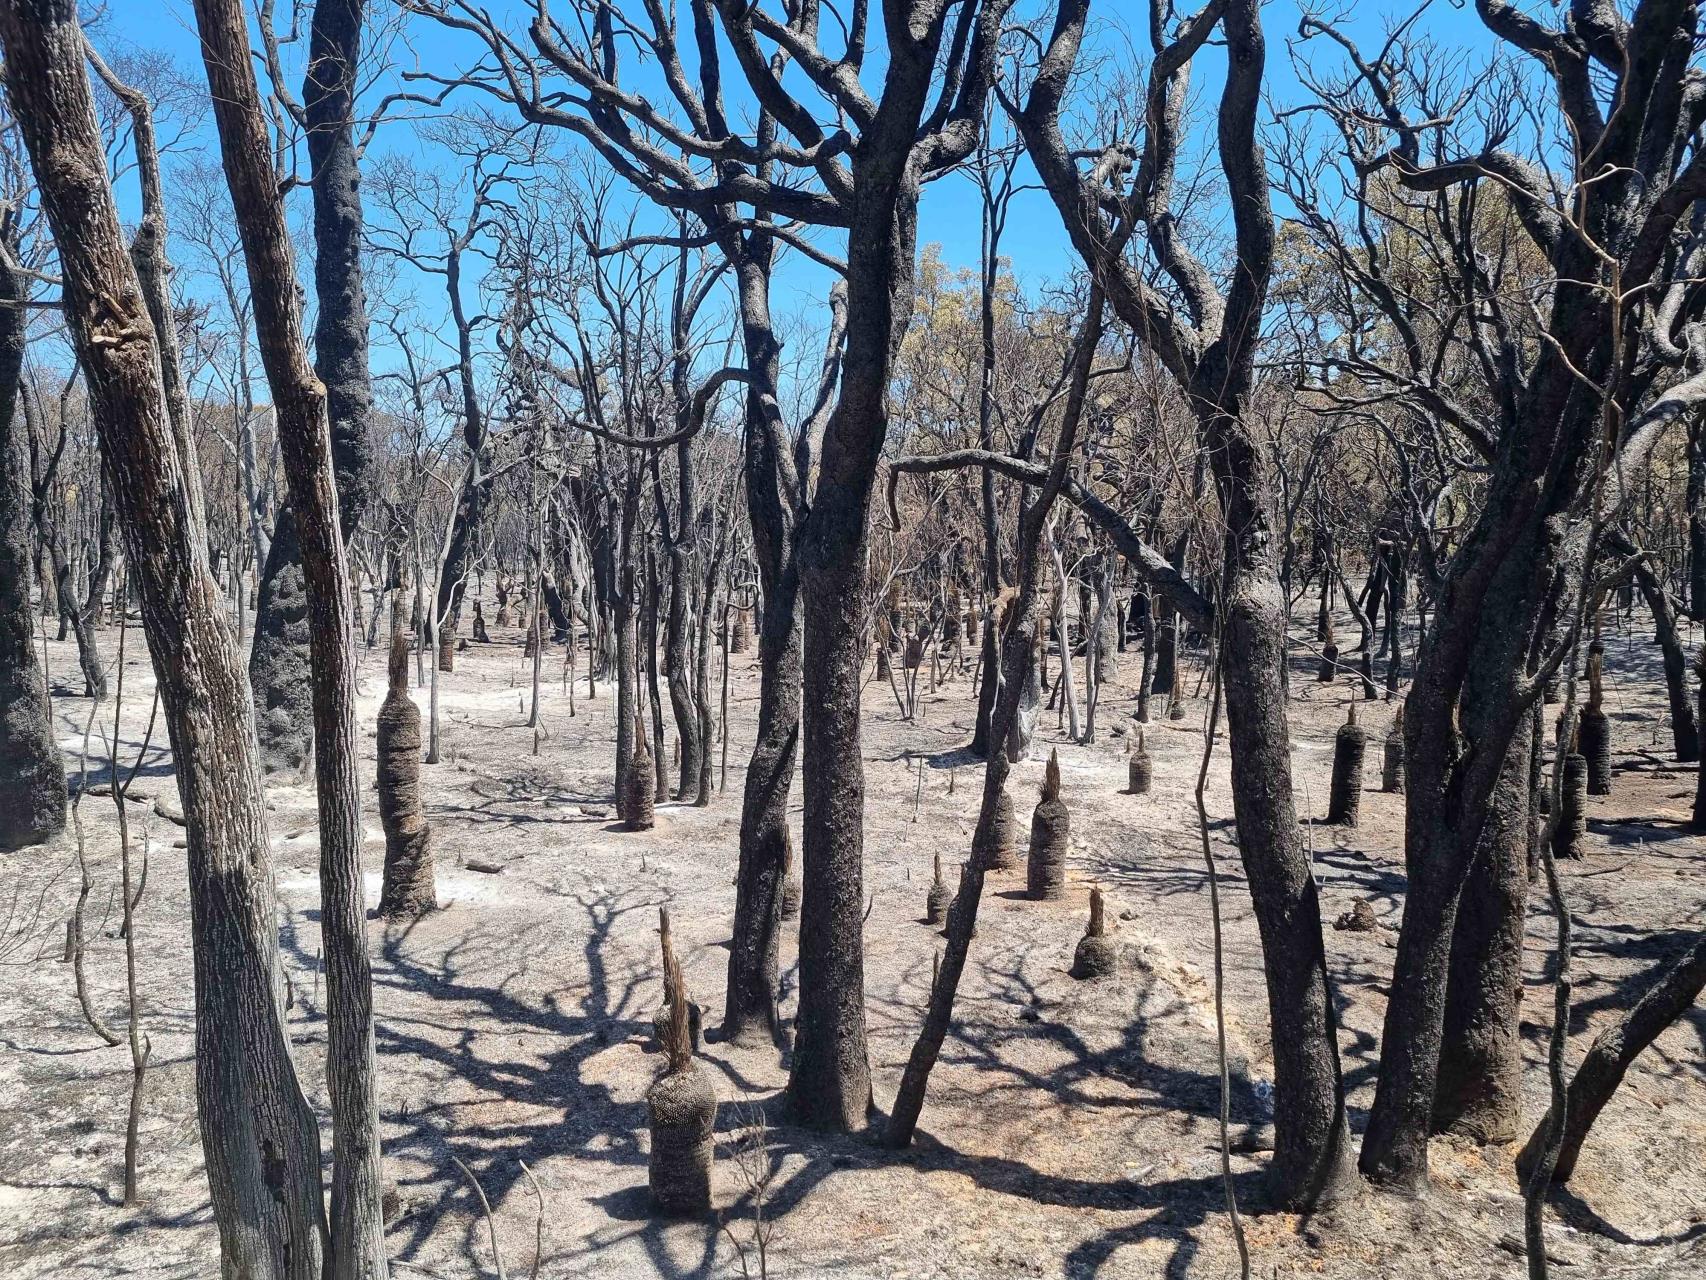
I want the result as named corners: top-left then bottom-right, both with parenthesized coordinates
top-left (1, 602), bottom-right (1704, 1279)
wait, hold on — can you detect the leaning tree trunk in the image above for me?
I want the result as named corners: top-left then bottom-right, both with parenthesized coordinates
top-left (887, 288), bottom-right (1105, 1148)
top-left (0, 3), bottom-right (329, 1271)
top-left (1518, 929), bottom-right (1706, 1184)
top-left (192, 0), bottom-right (387, 1269)
top-left (0, 245), bottom-right (66, 852)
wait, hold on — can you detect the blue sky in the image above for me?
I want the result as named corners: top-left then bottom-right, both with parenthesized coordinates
top-left (122, 0), bottom-right (1499, 400)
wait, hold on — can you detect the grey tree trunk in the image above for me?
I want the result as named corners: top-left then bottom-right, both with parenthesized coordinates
top-left (247, 0), bottom-right (376, 778)
top-left (0, 245), bottom-right (66, 852)
top-left (0, 3), bottom-right (329, 1271)
top-left (722, 249), bottom-right (802, 1046)
top-left (192, 0), bottom-right (387, 1270)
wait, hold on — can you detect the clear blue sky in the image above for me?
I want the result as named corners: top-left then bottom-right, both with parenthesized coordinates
top-left (126, 0), bottom-right (1495, 393)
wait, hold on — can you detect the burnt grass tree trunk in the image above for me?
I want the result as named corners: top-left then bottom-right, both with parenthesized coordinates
top-left (1128, 727), bottom-right (1153, 794)
top-left (0, 1), bottom-right (330, 1269)
top-left (193, 0), bottom-right (388, 1266)
top-left (1326, 704), bottom-right (1368, 826)
top-left (649, 909), bottom-right (716, 1215)
top-left (0, 238), bottom-right (66, 851)
top-left (1026, 744), bottom-right (1070, 901)
top-left (1578, 651), bottom-right (1613, 795)
top-left (1383, 704), bottom-right (1405, 793)
top-left (1070, 884), bottom-right (1117, 978)
top-left (377, 623), bottom-right (434, 917)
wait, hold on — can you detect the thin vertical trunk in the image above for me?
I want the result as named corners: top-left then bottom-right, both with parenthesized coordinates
top-left (1687, 415), bottom-right (1706, 620)
top-left (0, 245), bottom-right (66, 851)
top-left (722, 248), bottom-right (802, 1045)
top-left (192, 0), bottom-right (386, 1270)
top-left (1630, 552), bottom-right (1699, 761)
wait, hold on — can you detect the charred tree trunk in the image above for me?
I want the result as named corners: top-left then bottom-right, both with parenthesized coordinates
top-left (663, 529), bottom-right (702, 799)
top-left (614, 586), bottom-right (638, 816)
top-left (1015, 0), bottom-right (1353, 1207)
top-left (0, 245), bottom-right (66, 851)
top-left (303, 0), bottom-right (375, 545)
top-left (377, 623), bottom-right (434, 918)
top-left (193, 0), bottom-right (387, 1269)
top-left (0, 4), bottom-right (329, 1270)
top-left (722, 246), bottom-right (805, 1046)
top-left (1517, 930), bottom-right (1706, 1184)
top-left (1629, 551), bottom-right (1699, 761)
top-left (1432, 718), bottom-right (1532, 1143)
top-left (250, 498), bottom-right (314, 772)
top-left (1688, 415), bottom-right (1706, 620)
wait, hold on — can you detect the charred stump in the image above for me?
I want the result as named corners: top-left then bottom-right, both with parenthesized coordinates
top-left (925, 851), bottom-right (951, 925)
top-left (1128, 727), bottom-right (1153, 795)
top-left (1382, 705), bottom-right (1405, 795)
top-left (1070, 886), bottom-right (1116, 979)
top-left (1560, 750), bottom-right (1589, 859)
top-left (1027, 750), bottom-right (1070, 901)
top-left (377, 626), bottom-right (435, 918)
top-left (624, 739), bottom-right (656, 831)
top-left (648, 909), bottom-right (714, 1214)
top-left (1327, 704), bottom-right (1368, 826)
top-left (1579, 653), bottom-right (1612, 795)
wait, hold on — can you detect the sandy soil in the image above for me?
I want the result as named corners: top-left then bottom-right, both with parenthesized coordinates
top-left (1, 602), bottom-right (1703, 1279)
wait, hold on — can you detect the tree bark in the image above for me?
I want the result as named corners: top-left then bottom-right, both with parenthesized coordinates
top-left (192, 0), bottom-right (386, 1271)
top-left (1432, 717), bottom-right (1532, 1143)
top-left (0, 244), bottom-right (66, 852)
top-left (1630, 552), bottom-right (1699, 761)
top-left (1014, 0), bottom-right (1354, 1205)
top-left (722, 247), bottom-right (802, 1046)
top-left (785, 133), bottom-right (939, 1130)
top-left (0, 3), bottom-right (328, 1271)
top-left (1518, 931), bottom-right (1706, 1183)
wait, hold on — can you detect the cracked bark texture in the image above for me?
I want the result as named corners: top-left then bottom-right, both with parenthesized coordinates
top-left (0, 2), bottom-right (328, 1270)
top-left (0, 240), bottom-right (65, 852)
